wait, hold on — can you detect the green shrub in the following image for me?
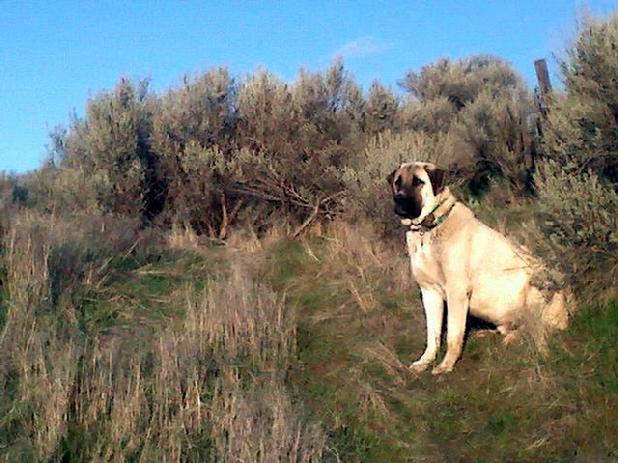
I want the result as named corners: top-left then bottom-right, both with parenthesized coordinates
top-left (542, 12), bottom-right (618, 183)
top-left (51, 78), bottom-right (155, 219)
top-left (453, 87), bottom-right (535, 194)
top-left (533, 158), bottom-right (618, 296)
top-left (37, 55), bottom-right (540, 235)
top-left (236, 69), bottom-right (297, 154)
top-left (20, 164), bottom-right (101, 215)
top-left (533, 12), bottom-right (618, 297)
top-left (400, 55), bottom-right (536, 195)
top-left (400, 55), bottom-right (522, 104)
top-left (232, 62), bottom-right (364, 230)
top-left (342, 130), bottom-right (451, 234)
top-left (361, 81), bottom-right (401, 135)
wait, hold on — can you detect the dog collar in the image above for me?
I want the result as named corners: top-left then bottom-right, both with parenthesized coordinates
top-left (421, 202), bottom-right (455, 229)
top-left (406, 198), bottom-right (456, 234)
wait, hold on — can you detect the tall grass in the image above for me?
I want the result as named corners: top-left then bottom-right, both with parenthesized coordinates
top-left (0, 214), bottom-right (79, 460)
top-left (0, 212), bottom-right (324, 462)
top-left (260, 220), bottom-right (618, 461)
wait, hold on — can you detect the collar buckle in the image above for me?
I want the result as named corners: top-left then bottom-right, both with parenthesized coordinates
top-left (408, 200), bottom-right (456, 233)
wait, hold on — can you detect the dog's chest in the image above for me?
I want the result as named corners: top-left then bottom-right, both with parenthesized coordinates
top-left (406, 231), bottom-right (445, 286)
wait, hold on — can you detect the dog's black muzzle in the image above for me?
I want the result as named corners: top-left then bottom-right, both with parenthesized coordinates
top-left (393, 194), bottom-right (421, 219)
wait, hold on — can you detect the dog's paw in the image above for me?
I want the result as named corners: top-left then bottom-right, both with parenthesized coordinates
top-left (409, 361), bottom-right (429, 373)
top-left (431, 363), bottom-right (454, 375)
top-left (471, 328), bottom-right (498, 339)
top-left (501, 330), bottom-right (520, 345)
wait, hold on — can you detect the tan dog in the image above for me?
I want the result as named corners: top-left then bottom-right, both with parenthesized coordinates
top-left (388, 162), bottom-right (569, 374)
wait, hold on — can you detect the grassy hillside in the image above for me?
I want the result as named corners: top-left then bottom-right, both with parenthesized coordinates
top-left (264, 230), bottom-right (617, 462)
top-left (1, 214), bottom-right (614, 462)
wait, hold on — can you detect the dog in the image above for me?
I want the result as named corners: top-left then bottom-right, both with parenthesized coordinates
top-left (388, 161), bottom-right (569, 375)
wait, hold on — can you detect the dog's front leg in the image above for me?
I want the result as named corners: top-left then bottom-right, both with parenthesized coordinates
top-left (432, 287), bottom-right (469, 375)
top-left (410, 287), bottom-right (444, 372)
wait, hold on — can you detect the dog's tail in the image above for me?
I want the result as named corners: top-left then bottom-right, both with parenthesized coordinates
top-left (541, 289), bottom-right (571, 330)
top-left (526, 284), bottom-right (571, 331)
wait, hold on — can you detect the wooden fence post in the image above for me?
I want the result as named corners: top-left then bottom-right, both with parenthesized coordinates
top-left (534, 59), bottom-right (553, 118)
top-left (530, 59), bottom-right (554, 174)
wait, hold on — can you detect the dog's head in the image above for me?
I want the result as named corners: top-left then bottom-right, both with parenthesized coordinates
top-left (387, 162), bottom-right (447, 224)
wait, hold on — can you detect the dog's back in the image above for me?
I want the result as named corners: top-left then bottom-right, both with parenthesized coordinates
top-left (436, 202), bottom-right (570, 330)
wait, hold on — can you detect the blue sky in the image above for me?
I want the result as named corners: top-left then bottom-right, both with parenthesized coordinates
top-left (1, 0), bottom-right (616, 173)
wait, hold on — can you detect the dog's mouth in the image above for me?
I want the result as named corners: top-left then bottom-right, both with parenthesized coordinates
top-left (393, 196), bottom-right (421, 219)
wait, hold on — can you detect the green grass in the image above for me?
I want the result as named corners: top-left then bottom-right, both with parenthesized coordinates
top-left (76, 248), bottom-right (216, 337)
top-left (265, 238), bottom-right (618, 462)
top-left (42, 240), bottom-right (618, 461)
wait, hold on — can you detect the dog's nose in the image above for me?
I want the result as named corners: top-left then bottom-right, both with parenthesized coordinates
top-left (394, 192), bottom-right (405, 200)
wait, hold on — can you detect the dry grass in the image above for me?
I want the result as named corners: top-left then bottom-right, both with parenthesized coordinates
top-left (0, 214), bottom-right (80, 461)
top-left (166, 223), bottom-right (200, 250)
top-left (307, 220), bottom-right (413, 310)
top-left (0, 209), bottom-right (615, 462)
top-left (186, 263), bottom-right (296, 370)
top-left (210, 368), bottom-right (325, 463)
top-left (260, 219), bottom-right (617, 461)
top-left (65, 261), bottom-right (324, 462)
top-left (0, 211), bottom-right (325, 462)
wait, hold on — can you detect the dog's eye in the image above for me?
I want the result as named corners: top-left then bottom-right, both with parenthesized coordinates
top-left (412, 176), bottom-right (424, 187)
top-left (394, 176), bottom-right (402, 188)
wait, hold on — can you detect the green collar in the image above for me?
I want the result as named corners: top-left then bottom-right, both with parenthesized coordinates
top-left (417, 199), bottom-right (456, 232)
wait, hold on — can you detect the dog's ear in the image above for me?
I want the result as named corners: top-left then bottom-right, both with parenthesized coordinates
top-left (426, 167), bottom-right (447, 195)
top-left (386, 169), bottom-right (397, 187)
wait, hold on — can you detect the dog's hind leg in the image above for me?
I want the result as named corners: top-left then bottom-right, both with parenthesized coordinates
top-left (410, 288), bottom-right (444, 373)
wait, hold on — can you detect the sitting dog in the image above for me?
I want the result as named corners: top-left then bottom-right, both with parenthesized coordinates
top-left (388, 162), bottom-right (569, 374)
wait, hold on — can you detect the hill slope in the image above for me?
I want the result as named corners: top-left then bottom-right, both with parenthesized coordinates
top-left (2, 217), bottom-right (614, 462)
